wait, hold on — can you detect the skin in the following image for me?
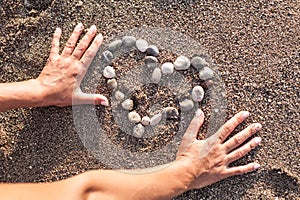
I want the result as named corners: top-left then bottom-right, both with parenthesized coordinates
top-left (0, 24), bottom-right (262, 200)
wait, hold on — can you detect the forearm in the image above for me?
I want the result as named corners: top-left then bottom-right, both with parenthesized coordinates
top-left (0, 79), bottom-right (48, 112)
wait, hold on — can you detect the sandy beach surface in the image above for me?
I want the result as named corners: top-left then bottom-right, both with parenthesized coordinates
top-left (0, 0), bottom-right (299, 199)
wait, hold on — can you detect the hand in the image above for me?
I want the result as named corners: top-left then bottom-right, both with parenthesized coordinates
top-left (176, 109), bottom-right (262, 189)
top-left (36, 23), bottom-right (109, 107)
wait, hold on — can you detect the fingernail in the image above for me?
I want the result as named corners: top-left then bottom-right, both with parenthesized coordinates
top-left (96, 33), bottom-right (103, 41)
top-left (255, 123), bottom-right (262, 131)
top-left (55, 27), bottom-right (61, 33)
top-left (253, 163), bottom-right (260, 170)
top-left (242, 111), bottom-right (249, 119)
top-left (101, 100), bottom-right (109, 107)
top-left (90, 25), bottom-right (97, 33)
top-left (76, 23), bottom-right (83, 30)
top-left (254, 137), bottom-right (262, 145)
top-left (195, 109), bottom-right (203, 117)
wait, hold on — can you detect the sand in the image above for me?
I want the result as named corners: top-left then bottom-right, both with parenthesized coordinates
top-left (0, 0), bottom-right (299, 199)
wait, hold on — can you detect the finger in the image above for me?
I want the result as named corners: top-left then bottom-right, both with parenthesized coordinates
top-left (61, 23), bottom-right (84, 57)
top-left (49, 28), bottom-right (62, 59)
top-left (225, 162), bottom-right (260, 177)
top-left (225, 137), bottom-right (262, 164)
top-left (79, 33), bottom-right (103, 72)
top-left (72, 25), bottom-right (98, 59)
top-left (73, 92), bottom-right (109, 106)
top-left (224, 123), bottom-right (262, 152)
top-left (177, 109), bottom-right (204, 156)
top-left (214, 111), bottom-right (249, 143)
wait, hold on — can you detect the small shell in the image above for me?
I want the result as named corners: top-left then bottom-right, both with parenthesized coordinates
top-left (121, 99), bottom-right (134, 110)
top-left (141, 116), bottom-right (151, 126)
top-left (128, 111), bottom-right (141, 123)
top-left (103, 66), bottom-right (116, 78)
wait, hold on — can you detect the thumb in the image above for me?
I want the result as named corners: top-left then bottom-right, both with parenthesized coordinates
top-left (73, 92), bottom-right (109, 106)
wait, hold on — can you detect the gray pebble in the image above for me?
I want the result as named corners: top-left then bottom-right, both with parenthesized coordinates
top-left (174, 56), bottom-right (191, 70)
top-left (192, 86), bottom-right (205, 102)
top-left (163, 107), bottom-right (179, 119)
top-left (150, 113), bottom-right (162, 126)
top-left (121, 99), bottom-right (134, 110)
top-left (102, 50), bottom-right (114, 63)
top-left (108, 39), bottom-right (122, 52)
top-left (136, 39), bottom-right (148, 52)
top-left (107, 79), bottom-right (117, 90)
top-left (103, 66), bottom-right (116, 78)
top-left (151, 68), bottom-right (162, 83)
top-left (161, 62), bottom-right (174, 74)
top-left (114, 90), bottom-right (125, 100)
top-left (199, 67), bottom-right (214, 80)
top-left (122, 36), bottom-right (136, 47)
top-left (145, 56), bottom-right (159, 68)
top-left (133, 123), bottom-right (145, 137)
top-left (141, 116), bottom-right (151, 126)
top-left (180, 99), bottom-right (194, 111)
top-left (191, 56), bottom-right (209, 70)
top-left (146, 45), bottom-right (159, 56)
top-left (128, 111), bottom-right (141, 123)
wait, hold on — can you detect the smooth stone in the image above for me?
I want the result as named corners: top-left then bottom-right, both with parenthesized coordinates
top-left (150, 113), bottom-right (162, 126)
top-left (174, 56), bottom-right (191, 70)
top-left (114, 90), bottom-right (125, 100)
top-left (133, 123), bottom-right (145, 137)
top-left (192, 86), bottom-right (205, 102)
top-left (191, 56), bottom-right (209, 70)
top-left (199, 67), bottom-right (214, 80)
top-left (107, 79), bottom-right (117, 90)
top-left (151, 68), bottom-right (162, 83)
top-left (163, 107), bottom-right (179, 119)
top-left (108, 40), bottom-right (122, 52)
top-left (122, 36), bottom-right (136, 47)
top-left (103, 66), bottom-right (116, 78)
top-left (102, 50), bottom-right (113, 63)
top-left (201, 80), bottom-right (214, 89)
top-left (145, 56), bottom-right (159, 68)
top-left (141, 116), bottom-right (151, 126)
top-left (121, 99), bottom-right (134, 110)
top-left (136, 39), bottom-right (148, 52)
top-left (161, 62), bottom-right (174, 74)
top-left (180, 99), bottom-right (194, 111)
top-left (128, 111), bottom-right (141, 123)
top-left (146, 45), bottom-right (159, 57)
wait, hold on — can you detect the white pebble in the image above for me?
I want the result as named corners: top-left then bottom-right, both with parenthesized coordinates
top-left (192, 86), bottom-right (205, 102)
top-left (199, 67), bottom-right (214, 80)
top-left (103, 66), bottom-right (116, 78)
top-left (174, 55), bottom-right (191, 70)
top-left (151, 68), bottom-right (162, 83)
top-left (150, 113), bottom-right (162, 126)
top-left (107, 79), bottom-right (117, 90)
top-left (128, 111), bottom-right (141, 123)
top-left (133, 123), bottom-right (145, 137)
top-left (141, 116), bottom-right (151, 126)
top-left (102, 50), bottom-right (113, 63)
top-left (161, 62), bottom-right (174, 74)
top-left (136, 39), bottom-right (148, 52)
top-left (114, 90), bottom-right (125, 100)
top-left (121, 99), bottom-right (134, 110)
top-left (180, 99), bottom-right (194, 111)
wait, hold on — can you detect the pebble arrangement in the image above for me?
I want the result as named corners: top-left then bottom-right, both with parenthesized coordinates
top-left (101, 36), bottom-right (215, 137)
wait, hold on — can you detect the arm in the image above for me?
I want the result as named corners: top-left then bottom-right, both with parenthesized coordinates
top-left (0, 23), bottom-right (109, 112)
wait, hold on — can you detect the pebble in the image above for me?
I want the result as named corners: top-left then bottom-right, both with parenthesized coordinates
top-left (192, 86), bottom-right (205, 102)
top-left (114, 90), bottom-right (125, 100)
top-left (150, 113), bottom-right (162, 126)
top-left (136, 39), bottom-right (148, 52)
top-left (174, 56), bottom-right (191, 70)
top-left (108, 39), bottom-right (122, 52)
top-left (128, 111), bottom-right (141, 123)
top-left (107, 79), bottom-right (117, 90)
top-left (163, 107), bottom-right (179, 119)
top-left (199, 67), bottom-right (214, 80)
top-left (102, 50), bottom-right (113, 63)
top-left (103, 66), bottom-right (116, 78)
top-left (201, 80), bottom-right (214, 89)
top-left (180, 99), bottom-right (194, 111)
top-left (121, 99), bottom-right (134, 110)
top-left (161, 62), bottom-right (174, 74)
top-left (151, 68), bottom-right (162, 83)
top-left (141, 116), bottom-right (151, 126)
top-left (191, 56), bottom-right (209, 70)
top-left (145, 56), bottom-right (159, 68)
top-left (122, 36), bottom-right (136, 48)
top-left (146, 45), bottom-right (159, 56)
top-left (133, 123), bottom-right (145, 137)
